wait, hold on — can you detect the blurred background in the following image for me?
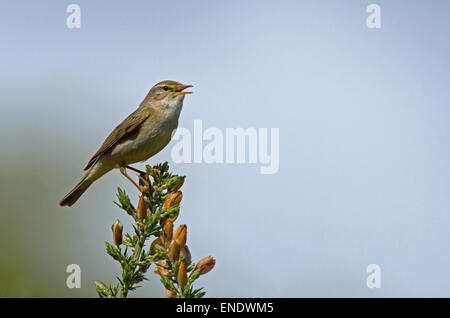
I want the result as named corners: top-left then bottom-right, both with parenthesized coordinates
top-left (0, 0), bottom-right (449, 297)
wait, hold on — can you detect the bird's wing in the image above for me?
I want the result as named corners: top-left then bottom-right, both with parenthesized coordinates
top-left (84, 107), bottom-right (152, 170)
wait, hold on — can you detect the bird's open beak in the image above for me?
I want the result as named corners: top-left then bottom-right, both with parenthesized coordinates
top-left (175, 85), bottom-right (193, 95)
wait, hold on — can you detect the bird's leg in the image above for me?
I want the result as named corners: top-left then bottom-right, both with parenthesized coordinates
top-left (120, 166), bottom-right (149, 193)
top-left (126, 165), bottom-right (146, 175)
top-left (120, 167), bottom-right (141, 191)
top-left (126, 165), bottom-right (150, 191)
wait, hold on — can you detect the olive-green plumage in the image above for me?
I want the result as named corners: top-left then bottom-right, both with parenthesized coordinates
top-left (59, 80), bottom-right (192, 206)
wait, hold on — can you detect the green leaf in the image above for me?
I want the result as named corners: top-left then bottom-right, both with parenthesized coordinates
top-left (105, 242), bottom-right (122, 262)
top-left (163, 205), bottom-right (180, 218)
top-left (196, 291), bottom-right (206, 298)
top-left (188, 269), bottom-right (201, 284)
top-left (95, 281), bottom-right (110, 298)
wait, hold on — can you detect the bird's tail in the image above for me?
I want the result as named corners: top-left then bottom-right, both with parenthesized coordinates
top-left (59, 169), bottom-right (95, 207)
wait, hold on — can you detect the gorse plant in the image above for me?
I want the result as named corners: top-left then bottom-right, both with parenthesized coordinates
top-left (95, 162), bottom-right (215, 298)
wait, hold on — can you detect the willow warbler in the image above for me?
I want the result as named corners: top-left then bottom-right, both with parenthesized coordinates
top-left (59, 80), bottom-right (192, 206)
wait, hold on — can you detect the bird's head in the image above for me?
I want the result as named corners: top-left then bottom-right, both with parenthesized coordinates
top-left (142, 80), bottom-right (192, 107)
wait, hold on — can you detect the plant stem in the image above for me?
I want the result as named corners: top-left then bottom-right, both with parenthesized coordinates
top-left (119, 235), bottom-right (145, 298)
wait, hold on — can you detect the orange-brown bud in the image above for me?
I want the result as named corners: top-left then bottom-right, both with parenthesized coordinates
top-left (154, 260), bottom-right (169, 276)
top-left (164, 191), bottom-right (183, 211)
top-left (165, 288), bottom-right (175, 298)
top-left (168, 240), bottom-right (180, 262)
top-left (181, 245), bottom-right (192, 265)
top-left (137, 194), bottom-right (147, 221)
top-left (150, 237), bottom-right (162, 255)
top-left (111, 220), bottom-right (123, 247)
top-left (177, 261), bottom-right (188, 290)
top-left (196, 256), bottom-right (216, 275)
top-left (163, 220), bottom-right (174, 243)
top-left (169, 176), bottom-right (186, 192)
top-left (174, 224), bottom-right (187, 247)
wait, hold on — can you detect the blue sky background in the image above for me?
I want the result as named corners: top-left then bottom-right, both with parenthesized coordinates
top-left (0, 0), bottom-right (449, 297)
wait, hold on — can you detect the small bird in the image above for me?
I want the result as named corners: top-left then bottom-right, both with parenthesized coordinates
top-left (59, 80), bottom-right (192, 206)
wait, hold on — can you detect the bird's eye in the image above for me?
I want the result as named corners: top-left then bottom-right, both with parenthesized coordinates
top-left (162, 86), bottom-right (169, 91)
